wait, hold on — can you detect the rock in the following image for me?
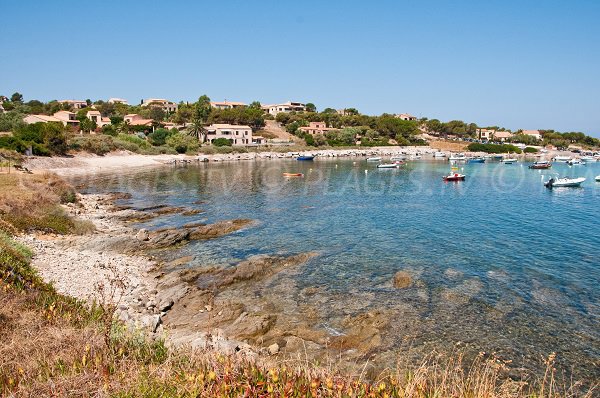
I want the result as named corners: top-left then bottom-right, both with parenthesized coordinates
top-left (393, 271), bottom-right (412, 288)
top-left (136, 229), bottom-right (149, 241)
top-left (140, 314), bottom-right (162, 333)
top-left (268, 343), bottom-right (280, 355)
top-left (189, 219), bottom-right (253, 240)
top-left (159, 299), bottom-right (174, 312)
top-left (205, 305), bottom-right (213, 312)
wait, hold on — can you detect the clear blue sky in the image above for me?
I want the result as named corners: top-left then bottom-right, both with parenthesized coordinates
top-left (1, 0), bottom-right (599, 135)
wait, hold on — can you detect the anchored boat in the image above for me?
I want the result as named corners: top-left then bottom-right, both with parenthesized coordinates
top-left (544, 177), bottom-right (586, 188)
top-left (529, 161), bottom-right (552, 169)
top-left (283, 173), bottom-right (304, 177)
top-left (567, 158), bottom-right (586, 166)
top-left (468, 157), bottom-right (485, 163)
top-left (366, 157), bottom-right (382, 162)
top-left (297, 155), bottom-right (315, 161)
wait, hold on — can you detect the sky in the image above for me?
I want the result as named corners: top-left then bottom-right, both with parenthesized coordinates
top-left (1, 0), bottom-right (599, 135)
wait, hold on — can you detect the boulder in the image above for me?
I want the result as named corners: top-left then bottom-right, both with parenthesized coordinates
top-left (393, 271), bottom-right (412, 288)
top-left (136, 229), bottom-right (149, 241)
top-left (268, 343), bottom-right (280, 355)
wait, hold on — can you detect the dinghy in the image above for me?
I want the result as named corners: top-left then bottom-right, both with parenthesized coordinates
top-left (544, 177), bottom-right (586, 188)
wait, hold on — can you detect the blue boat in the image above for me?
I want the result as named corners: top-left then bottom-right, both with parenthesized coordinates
top-left (468, 157), bottom-right (485, 163)
top-left (297, 155), bottom-right (315, 161)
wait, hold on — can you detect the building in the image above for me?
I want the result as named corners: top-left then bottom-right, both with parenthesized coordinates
top-left (140, 98), bottom-right (178, 113)
top-left (23, 114), bottom-right (63, 125)
top-left (261, 101), bottom-right (306, 116)
top-left (298, 121), bottom-right (336, 136)
top-left (521, 130), bottom-right (542, 140)
top-left (210, 101), bottom-right (247, 110)
top-left (493, 131), bottom-right (514, 142)
top-left (108, 98), bottom-right (128, 105)
top-left (86, 110), bottom-right (111, 127)
top-left (205, 124), bottom-right (254, 145)
top-left (396, 113), bottom-right (417, 121)
top-left (57, 100), bottom-right (87, 109)
top-left (252, 136), bottom-right (266, 145)
top-left (53, 111), bottom-right (79, 127)
top-left (477, 128), bottom-right (514, 142)
top-left (124, 114), bottom-right (153, 126)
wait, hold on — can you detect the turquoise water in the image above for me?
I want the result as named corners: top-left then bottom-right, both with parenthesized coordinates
top-left (77, 159), bottom-right (600, 381)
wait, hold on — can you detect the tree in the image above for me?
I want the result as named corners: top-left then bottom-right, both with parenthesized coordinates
top-left (149, 107), bottom-right (166, 121)
top-left (212, 138), bottom-right (232, 147)
top-left (79, 117), bottom-right (97, 133)
top-left (86, 99), bottom-right (92, 107)
top-left (10, 92), bottom-right (23, 103)
top-left (187, 95), bottom-right (212, 142)
top-left (248, 101), bottom-right (262, 109)
top-left (322, 108), bottom-right (337, 114)
top-left (43, 123), bottom-right (69, 155)
top-left (305, 103), bottom-right (317, 112)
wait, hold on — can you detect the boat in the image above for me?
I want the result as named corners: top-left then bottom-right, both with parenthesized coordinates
top-left (283, 172), bottom-right (304, 177)
top-left (492, 155), bottom-right (504, 160)
top-left (410, 154), bottom-right (422, 160)
top-left (544, 177), bottom-right (586, 188)
top-left (502, 158), bottom-right (518, 164)
top-left (366, 157), bottom-right (382, 162)
top-left (443, 172), bottom-right (466, 182)
top-left (448, 153), bottom-right (467, 161)
top-left (595, 176), bottom-right (600, 182)
top-left (433, 152), bottom-right (447, 158)
top-left (529, 161), bottom-right (552, 169)
top-left (567, 158), bottom-right (586, 166)
top-left (297, 155), bottom-right (314, 161)
top-left (390, 155), bottom-right (406, 161)
top-left (468, 157), bottom-right (485, 163)
top-left (377, 163), bottom-right (400, 169)
top-left (552, 155), bottom-right (571, 163)
top-left (580, 156), bottom-right (596, 162)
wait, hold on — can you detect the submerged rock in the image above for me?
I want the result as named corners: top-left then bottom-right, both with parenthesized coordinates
top-left (393, 271), bottom-right (412, 288)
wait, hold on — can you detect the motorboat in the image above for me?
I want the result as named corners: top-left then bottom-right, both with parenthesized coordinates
top-left (448, 153), bottom-right (467, 161)
top-left (529, 161), bottom-right (552, 169)
top-left (283, 173), bottom-right (304, 177)
top-left (366, 157), bottom-right (382, 162)
top-left (544, 177), bottom-right (586, 188)
top-left (443, 172), bottom-right (466, 182)
top-left (297, 155), bottom-right (314, 161)
top-left (410, 154), bottom-right (422, 160)
top-left (596, 175), bottom-right (600, 182)
top-left (377, 163), bottom-right (400, 169)
top-left (502, 158), bottom-right (518, 164)
top-left (552, 155), bottom-right (571, 163)
top-left (567, 158), bottom-right (586, 166)
top-left (580, 156), bottom-right (596, 162)
top-left (468, 157), bottom-right (485, 163)
top-left (433, 152), bottom-right (447, 158)
top-left (390, 155), bottom-right (406, 161)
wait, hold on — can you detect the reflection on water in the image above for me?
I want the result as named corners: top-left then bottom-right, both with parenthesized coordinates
top-left (74, 159), bottom-right (600, 381)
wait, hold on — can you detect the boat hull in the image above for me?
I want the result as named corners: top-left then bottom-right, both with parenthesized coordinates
top-left (297, 156), bottom-right (314, 161)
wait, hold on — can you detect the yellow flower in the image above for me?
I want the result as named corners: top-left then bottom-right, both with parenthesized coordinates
top-left (208, 371), bottom-right (216, 381)
top-left (267, 384), bottom-right (274, 393)
top-left (378, 382), bottom-right (386, 391)
top-left (326, 378), bottom-right (334, 389)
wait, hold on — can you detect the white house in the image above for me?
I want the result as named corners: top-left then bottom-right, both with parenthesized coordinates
top-left (23, 114), bottom-right (63, 125)
top-left (521, 130), bottom-right (542, 140)
top-left (396, 113), bottom-right (417, 121)
top-left (86, 110), bottom-right (111, 127)
top-left (57, 100), bottom-right (87, 109)
top-left (261, 101), bottom-right (306, 116)
top-left (140, 98), bottom-right (178, 113)
top-left (210, 101), bottom-right (247, 110)
top-left (108, 98), bottom-right (128, 105)
top-left (53, 111), bottom-right (79, 127)
top-left (205, 124), bottom-right (254, 145)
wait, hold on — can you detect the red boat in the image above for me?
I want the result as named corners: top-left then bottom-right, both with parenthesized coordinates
top-left (529, 161), bottom-right (552, 169)
top-left (443, 172), bottom-right (466, 182)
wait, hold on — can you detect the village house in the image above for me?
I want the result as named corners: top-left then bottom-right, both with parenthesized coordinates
top-left (298, 122), bottom-right (336, 136)
top-left (396, 113), bottom-right (417, 121)
top-left (108, 98), bottom-right (128, 104)
top-left (53, 111), bottom-right (79, 127)
top-left (57, 100), bottom-right (87, 109)
top-left (261, 101), bottom-right (306, 116)
top-left (205, 124), bottom-right (256, 145)
top-left (210, 101), bottom-right (247, 110)
top-left (477, 128), bottom-right (514, 142)
top-left (23, 114), bottom-right (63, 125)
top-left (493, 131), bottom-right (514, 142)
top-left (140, 98), bottom-right (178, 113)
top-left (124, 114), bottom-right (153, 126)
top-left (86, 110), bottom-right (111, 127)
top-left (521, 130), bottom-right (542, 140)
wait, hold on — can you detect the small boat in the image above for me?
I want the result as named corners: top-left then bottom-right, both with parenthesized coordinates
top-left (390, 155), bottom-right (407, 161)
top-left (595, 176), bottom-right (600, 182)
top-left (529, 161), bottom-right (552, 169)
top-left (449, 153), bottom-right (467, 161)
top-left (377, 163), bottom-right (400, 169)
top-left (283, 172), bottom-right (304, 177)
top-left (443, 172), bottom-right (466, 182)
top-left (297, 155), bottom-right (314, 161)
top-left (410, 154), bottom-right (422, 160)
top-left (552, 155), bottom-right (571, 163)
top-left (366, 157), bottom-right (382, 162)
top-left (433, 152), bottom-right (447, 158)
top-left (567, 158), bottom-right (586, 166)
top-left (502, 158), bottom-right (518, 164)
top-left (468, 157), bottom-right (485, 163)
top-left (544, 177), bottom-right (586, 188)
top-left (580, 156), bottom-right (596, 162)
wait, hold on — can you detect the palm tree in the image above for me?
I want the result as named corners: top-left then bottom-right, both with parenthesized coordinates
top-left (187, 117), bottom-right (206, 143)
top-left (117, 120), bottom-right (131, 135)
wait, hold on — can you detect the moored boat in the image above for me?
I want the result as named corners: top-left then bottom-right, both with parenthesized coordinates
top-left (297, 155), bottom-right (315, 161)
top-left (283, 173), bottom-right (304, 177)
top-left (596, 175), bottom-right (600, 182)
top-left (580, 156), bottom-right (597, 162)
top-left (552, 155), bottom-right (571, 163)
top-left (366, 157), bottom-right (382, 162)
top-left (502, 158), bottom-right (518, 164)
top-left (433, 152), bottom-right (447, 158)
top-left (377, 163), bottom-right (400, 169)
top-left (448, 153), bottom-right (467, 161)
top-left (567, 158), bottom-right (586, 166)
top-left (544, 177), bottom-right (586, 188)
top-left (468, 157), bottom-right (485, 163)
top-left (390, 155), bottom-right (406, 161)
top-left (529, 161), bottom-right (552, 169)
top-left (443, 172), bottom-right (466, 181)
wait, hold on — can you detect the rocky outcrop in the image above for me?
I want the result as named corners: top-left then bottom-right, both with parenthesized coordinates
top-left (393, 270), bottom-right (412, 288)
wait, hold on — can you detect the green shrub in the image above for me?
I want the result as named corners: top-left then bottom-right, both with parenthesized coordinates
top-left (147, 128), bottom-right (172, 146)
top-left (166, 133), bottom-right (199, 154)
top-left (70, 135), bottom-right (115, 155)
top-left (467, 143), bottom-right (522, 154)
top-left (524, 146), bottom-right (538, 153)
top-left (212, 137), bottom-right (232, 147)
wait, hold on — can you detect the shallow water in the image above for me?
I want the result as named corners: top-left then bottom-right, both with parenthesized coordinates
top-left (75, 158), bottom-right (600, 381)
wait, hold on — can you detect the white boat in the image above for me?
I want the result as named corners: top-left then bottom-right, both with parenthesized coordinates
top-left (410, 154), bottom-right (422, 160)
top-left (502, 158), bottom-right (518, 164)
top-left (596, 175), bottom-right (600, 182)
top-left (377, 163), bottom-right (400, 169)
top-left (433, 152), bottom-right (447, 158)
top-left (448, 153), bottom-right (467, 161)
top-left (580, 156), bottom-right (596, 162)
top-left (552, 155), bottom-right (571, 163)
top-left (544, 177), bottom-right (586, 188)
top-left (390, 155), bottom-right (406, 161)
top-left (567, 158), bottom-right (586, 166)
top-left (366, 157), bottom-right (382, 162)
